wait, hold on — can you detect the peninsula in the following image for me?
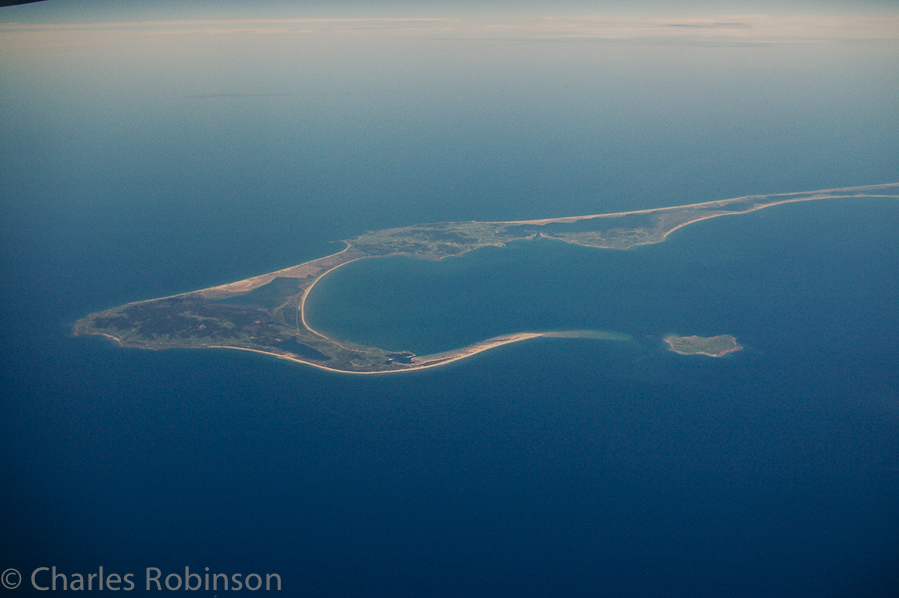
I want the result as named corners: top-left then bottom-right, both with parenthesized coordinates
top-left (73, 183), bottom-right (899, 373)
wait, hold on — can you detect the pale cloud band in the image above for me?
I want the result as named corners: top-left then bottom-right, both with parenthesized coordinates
top-left (3, 13), bottom-right (899, 51)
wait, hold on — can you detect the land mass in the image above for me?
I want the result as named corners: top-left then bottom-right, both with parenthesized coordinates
top-left (73, 183), bottom-right (899, 373)
top-left (664, 334), bottom-right (742, 357)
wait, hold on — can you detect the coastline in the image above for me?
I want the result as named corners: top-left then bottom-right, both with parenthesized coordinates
top-left (664, 335), bottom-right (743, 358)
top-left (215, 332), bottom-right (551, 375)
top-left (74, 182), bottom-right (898, 373)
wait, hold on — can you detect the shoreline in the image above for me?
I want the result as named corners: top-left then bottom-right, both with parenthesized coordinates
top-left (88, 328), bottom-right (629, 375)
top-left (500, 183), bottom-right (899, 226)
top-left (212, 331), bottom-right (581, 375)
top-left (141, 329), bottom-right (630, 375)
top-left (663, 335), bottom-right (743, 358)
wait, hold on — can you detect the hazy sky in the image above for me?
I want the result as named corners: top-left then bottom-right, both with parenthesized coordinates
top-left (2, 0), bottom-right (898, 227)
top-left (3, 0), bottom-right (899, 20)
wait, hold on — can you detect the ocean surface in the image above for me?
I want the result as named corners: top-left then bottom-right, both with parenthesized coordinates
top-left (2, 3), bottom-right (899, 596)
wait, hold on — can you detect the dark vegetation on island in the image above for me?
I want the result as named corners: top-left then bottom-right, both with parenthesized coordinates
top-left (217, 277), bottom-right (303, 309)
top-left (92, 299), bottom-right (265, 339)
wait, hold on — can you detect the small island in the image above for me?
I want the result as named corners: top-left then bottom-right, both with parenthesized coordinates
top-left (664, 334), bottom-right (742, 357)
top-left (73, 182), bottom-right (898, 373)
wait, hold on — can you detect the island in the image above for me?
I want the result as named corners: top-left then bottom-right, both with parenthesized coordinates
top-left (664, 334), bottom-right (742, 357)
top-left (73, 182), bottom-right (898, 374)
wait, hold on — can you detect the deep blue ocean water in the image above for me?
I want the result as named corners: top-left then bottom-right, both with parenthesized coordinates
top-left (4, 192), bottom-right (899, 596)
top-left (303, 198), bottom-right (899, 596)
top-left (3, 4), bottom-right (899, 596)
